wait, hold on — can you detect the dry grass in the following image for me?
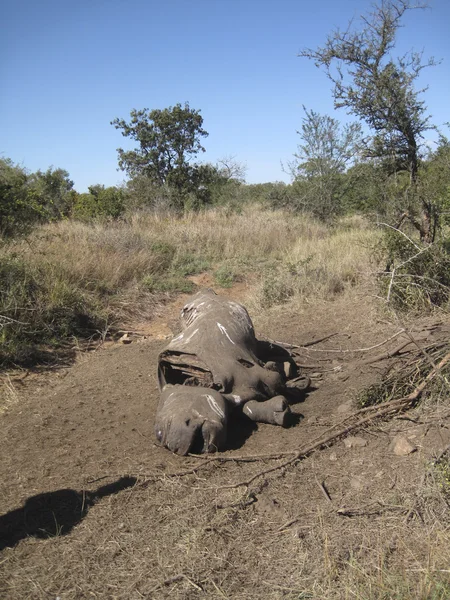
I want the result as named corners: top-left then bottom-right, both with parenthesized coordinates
top-left (2, 451), bottom-right (448, 599)
top-left (0, 375), bottom-right (20, 414)
top-left (1, 206), bottom-right (380, 364)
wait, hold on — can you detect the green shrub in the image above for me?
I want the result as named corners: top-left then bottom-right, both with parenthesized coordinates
top-left (259, 269), bottom-right (295, 308)
top-left (380, 230), bottom-right (450, 311)
top-left (213, 265), bottom-right (239, 288)
top-left (141, 274), bottom-right (195, 294)
top-left (170, 253), bottom-right (210, 276)
top-left (0, 159), bottom-right (44, 236)
top-left (72, 186), bottom-right (126, 220)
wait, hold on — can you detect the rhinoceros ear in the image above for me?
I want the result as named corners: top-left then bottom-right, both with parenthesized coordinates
top-left (201, 419), bottom-right (227, 453)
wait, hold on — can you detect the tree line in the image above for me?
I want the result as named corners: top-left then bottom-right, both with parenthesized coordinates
top-left (1, 0), bottom-right (449, 239)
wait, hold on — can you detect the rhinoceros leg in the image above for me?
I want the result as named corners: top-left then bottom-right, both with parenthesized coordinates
top-left (242, 395), bottom-right (291, 427)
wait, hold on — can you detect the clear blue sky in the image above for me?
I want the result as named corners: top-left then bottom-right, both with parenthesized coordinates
top-left (1, 0), bottom-right (449, 191)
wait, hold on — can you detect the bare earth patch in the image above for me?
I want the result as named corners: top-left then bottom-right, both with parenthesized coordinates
top-left (1, 288), bottom-right (449, 599)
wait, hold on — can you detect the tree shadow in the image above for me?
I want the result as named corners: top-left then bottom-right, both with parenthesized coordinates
top-left (0, 476), bottom-right (136, 551)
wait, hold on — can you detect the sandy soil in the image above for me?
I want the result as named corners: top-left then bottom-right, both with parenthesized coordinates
top-left (1, 285), bottom-right (449, 599)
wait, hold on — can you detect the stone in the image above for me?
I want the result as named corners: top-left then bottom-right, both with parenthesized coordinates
top-left (119, 333), bottom-right (132, 344)
top-left (390, 435), bottom-right (417, 456)
top-left (350, 476), bottom-right (365, 490)
top-left (344, 436), bottom-right (367, 449)
top-left (337, 400), bottom-right (353, 414)
top-left (329, 451), bottom-right (338, 462)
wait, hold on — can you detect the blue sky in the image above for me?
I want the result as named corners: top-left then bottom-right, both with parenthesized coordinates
top-left (1, 0), bottom-right (449, 191)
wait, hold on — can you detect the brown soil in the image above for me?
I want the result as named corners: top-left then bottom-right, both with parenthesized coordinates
top-left (1, 285), bottom-right (449, 599)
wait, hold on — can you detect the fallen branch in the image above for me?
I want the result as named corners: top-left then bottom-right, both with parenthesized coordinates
top-left (266, 332), bottom-right (343, 349)
top-left (302, 329), bottom-right (406, 353)
top-left (360, 339), bottom-right (413, 365)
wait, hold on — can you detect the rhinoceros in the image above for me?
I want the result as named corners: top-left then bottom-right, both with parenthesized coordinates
top-left (155, 289), bottom-right (309, 454)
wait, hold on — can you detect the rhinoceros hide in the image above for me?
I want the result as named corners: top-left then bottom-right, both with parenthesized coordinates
top-left (155, 289), bottom-right (308, 454)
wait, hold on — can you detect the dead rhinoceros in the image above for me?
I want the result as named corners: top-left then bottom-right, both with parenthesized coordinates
top-left (155, 289), bottom-right (309, 454)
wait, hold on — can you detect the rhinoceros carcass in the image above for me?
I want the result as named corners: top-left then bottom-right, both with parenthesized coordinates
top-left (155, 289), bottom-right (309, 455)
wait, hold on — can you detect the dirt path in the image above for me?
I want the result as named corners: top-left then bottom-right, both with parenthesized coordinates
top-left (1, 285), bottom-right (449, 599)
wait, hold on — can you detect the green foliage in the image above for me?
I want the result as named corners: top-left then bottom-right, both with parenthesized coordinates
top-left (141, 274), bottom-right (195, 294)
top-left (213, 264), bottom-right (239, 288)
top-left (111, 102), bottom-right (208, 206)
top-left (342, 161), bottom-right (387, 215)
top-left (29, 167), bottom-right (75, 219)
top-left (380, 230), bottom-right (450, 310)
top-left (287, 108), bottom-right (362, 220)
top-left (0, 159), bottom-right (77, 236)
top-left (299, 0), bottom-right (437, 239)
top-left (357, 342), bottom-right (450, 408)
top-left (72, 185), bottom-right (126, 220)
top-left (259, 268), bottom-right (295, 308)
top-left (419, 137), bottom-right (450, 229)
top-left (0, 159), bottom-right (45, 236)
top-left (140, 248), bottom-right (209, 294)
top-left (170, 253), bottom-right (210, 276)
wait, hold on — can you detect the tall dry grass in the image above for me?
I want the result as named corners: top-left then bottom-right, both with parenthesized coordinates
top-left (0, 206), bottom-right (380, 364)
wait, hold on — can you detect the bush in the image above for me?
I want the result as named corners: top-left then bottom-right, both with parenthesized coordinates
top-left (380, 230), bottom-right (450, 310)
top-left (0, 159), bottom-right (44, 236)
top-left (213, 264), bottom-right (239, 288)
top-left (72, 186), bottom-right (126, 220)
top-left (141, 274), bottom-right (195, 294)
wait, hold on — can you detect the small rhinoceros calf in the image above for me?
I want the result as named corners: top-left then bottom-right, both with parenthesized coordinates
top-left (155, 289), bottom-right (309, 454)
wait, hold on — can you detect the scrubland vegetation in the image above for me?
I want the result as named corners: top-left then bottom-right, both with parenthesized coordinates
top-left (1, 3), bottom-right (449, 597)
top-left (0, 206), bottom-right (380, 365)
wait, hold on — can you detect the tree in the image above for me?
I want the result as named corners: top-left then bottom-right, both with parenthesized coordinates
top-left (29, 167), bottom-right (75, 219)
top-left (299, 0), bottom-right (438, 240)
top-left (111, 102), bottom-right (208, 202)
top-left (288, 108), bottom-right (362, 219)
top-left (72, 185), bottom-right (126, 220)
top-left (0, 158), bottom-right (44, 236)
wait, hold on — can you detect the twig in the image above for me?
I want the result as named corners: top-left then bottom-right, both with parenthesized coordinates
top-left (302, 329), bottom-right (405, 353)
top-left (303, 333), bottom-right (346, 347)
top-left (337, 502), bottom-right (405, 518)
top-left (377, 222), bottom-right (422, 251)
top-left (266, 332), bottom-right (342, 349)
top-left (317, 480), bottom-right (332, 503)
top-left (360, 339), bottom-right (413, 365)
top-left (277, 518), bottom-right (312, 532)
top-left (211, 452), bottom-right (302, 490)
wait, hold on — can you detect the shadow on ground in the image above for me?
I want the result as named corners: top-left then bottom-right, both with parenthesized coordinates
top-left (0, 476), bottom-right (137, 551)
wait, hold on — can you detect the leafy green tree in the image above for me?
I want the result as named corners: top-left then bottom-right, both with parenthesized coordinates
top-left (0, 158), bottom-right (44, 236)
top-left (29, 167), bottom-right (75, 219)
top-left (299, 0), bottom-right (438, 240)
top-left (288, 108), bottom-right (362, 220)
top-left (418, 136), bottom-right (450, 230)
top-left (341, 160), bottom-right (387, 215)
top-left (111, 103), bottom-right (208, 204)
top-left (72, 185), bottom-right (126, 220)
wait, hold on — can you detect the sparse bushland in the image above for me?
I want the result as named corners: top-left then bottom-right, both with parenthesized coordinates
top-left (0, 206), bottom-right (379, 366)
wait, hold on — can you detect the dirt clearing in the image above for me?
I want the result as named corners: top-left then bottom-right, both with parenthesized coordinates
top-left (1, 287), bottom-right (449, 599)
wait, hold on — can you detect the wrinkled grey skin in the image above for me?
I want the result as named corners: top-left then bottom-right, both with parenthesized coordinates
top-left (155, 289), bottom-right (306, 455)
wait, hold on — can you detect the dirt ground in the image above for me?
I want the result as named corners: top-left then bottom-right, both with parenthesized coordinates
top-left (1, 283), bottom-right (449, 599)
